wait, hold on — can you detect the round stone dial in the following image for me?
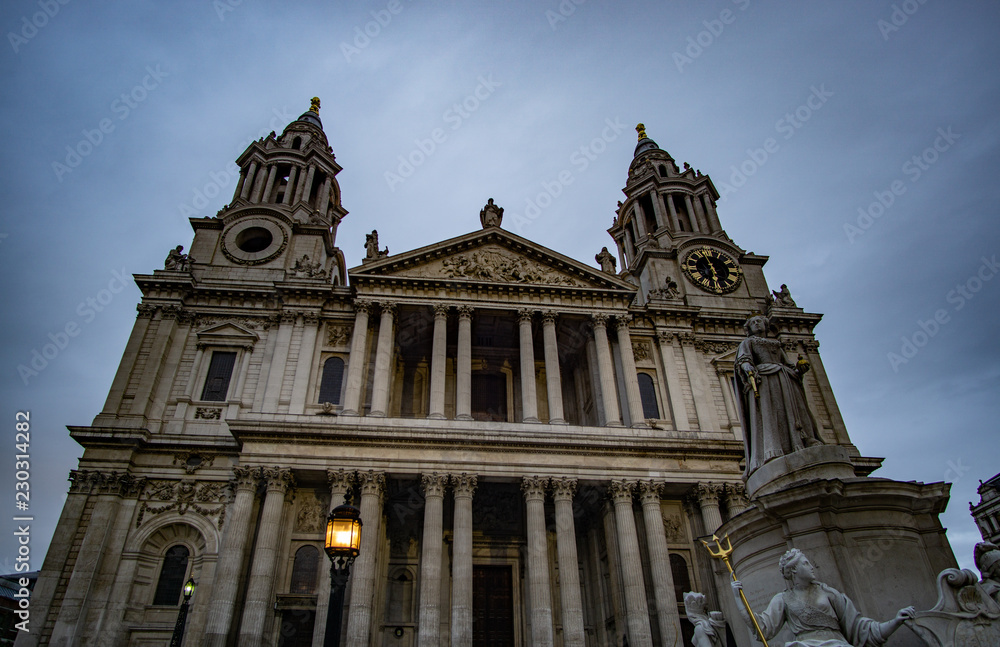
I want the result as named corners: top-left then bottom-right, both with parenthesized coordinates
top-left (681, 247), bottom-right (741, 294)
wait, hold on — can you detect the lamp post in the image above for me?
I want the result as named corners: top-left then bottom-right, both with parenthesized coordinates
top-left (323, 504), bottom-right (362, 647)
top-left (169, 577), bottom-right (196, 647)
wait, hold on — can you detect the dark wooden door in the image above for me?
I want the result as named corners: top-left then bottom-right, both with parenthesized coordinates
top-left (473, 565), bottom-right (515, 646)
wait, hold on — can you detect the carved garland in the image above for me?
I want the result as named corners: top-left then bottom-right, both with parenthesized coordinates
top-left (135, 480), bottom-right (231, 530)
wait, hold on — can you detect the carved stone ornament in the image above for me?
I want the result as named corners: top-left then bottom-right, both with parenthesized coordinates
top-left (609, 480), bottom-right (635, 502)
top-left (520, 476), bottom-right (548, 500)
top-left (771, 283), bottom-right (797, 307)
top-left (295, 492), bottom-right (327, 533)
top-left (595, 247), bottom-right (617, 274)
top-left (435, 249), bottom-right (580, 286)
top-left (632, 341), bottom-right (652, 361)
top-left (474, 486), bottom-right (520, 534)
top-left (695, 339), bottom-right (739, 355)
top-left (326, 324), bottom-right (353, 347)
top-left (363, 229), bottom-right (389, 262)
top-left (135, 479), bottom-right (230, 529)
top-left (68, 470), bottom-right (146, 497)
top-left (289, 253), bottom-right (330, 281)
top-left (164, 245), bottom-right (195, 272)
top-left (662, 513), bottom-right (686, 543)
top-left (908, 566), bottom-right (1000, 646)
top-left (173, 452), bottom-right (215, 474)
top-left (647, 275), bottom-right (680, 301)
top-left (194, 407), bottom-right (222, 420)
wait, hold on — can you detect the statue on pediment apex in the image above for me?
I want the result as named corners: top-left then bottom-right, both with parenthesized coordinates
top-left (480, 198), bottom-right (504, 228)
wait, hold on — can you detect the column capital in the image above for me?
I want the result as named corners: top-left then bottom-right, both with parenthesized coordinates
top-left (327, 469), bottom-right (355, 496)
top-left (261, 467), bottom-right (294, 493)
top-left (677, 331), bottom-right (697, 346)
top-left (591, 312), bottom-right (610, 328)
top-left (615, 314), bottom-right (633, 330)
top-left (451, 473), bottom-right (478, 497)
top-left (609, 479), bottom-right (635, 503)
top-left (518, 308), bottom-right (535, 324)
top-left (357, 470), bottom-right (386, 498)
top-left (802, 339), bottom-right (820, 352)
top-left (354, 299), bottom-right (375, 315)
top-left (694, 482), bottom-right (723, 506)
top-left (421, 472), bottom-right (448, 498)
top-left (279, 311), bottom-right (298, 324)
top-left (656, 330), bottom-right (677, 344)
top-left (379, 301), bottom-right (397, 319)
top-left (551, 477), bottom-right (577, 501)
top-left (457, 304), bottom-right (475, 320)
top-left (521, 476), bottom-right (549, 500)
top-left (725, 482), bottom-right (750, 506)
top-left (432, 303), bottom-right (450, 319)
top-left (542, 310), bottom-right (559, 326)
top-left (637, 480), bottom-right (664, 504)
top-left (231, 466), bottom-right (260, 493)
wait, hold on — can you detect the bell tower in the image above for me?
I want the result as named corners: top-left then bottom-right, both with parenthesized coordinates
top-left (609, 123), bottom-right (768, 309)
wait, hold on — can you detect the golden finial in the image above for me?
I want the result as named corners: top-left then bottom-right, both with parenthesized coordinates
top-left (636, 123), bottom-right (647, 141)
top-left (310, 97), bottom-right (321, 114)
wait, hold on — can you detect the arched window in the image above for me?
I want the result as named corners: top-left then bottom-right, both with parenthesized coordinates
top-left (152, 544), bottom-right (190, 605)
top-left (670, 553), bottom-right (692, 603)
top-left (292, 136), bottom-right (302, 150)
top-left (638, 373), bottom-right (660, 419)
top-left (289, 545), bottom-right (319, 594)
top-left (318, 357), bottom-right (345, 404)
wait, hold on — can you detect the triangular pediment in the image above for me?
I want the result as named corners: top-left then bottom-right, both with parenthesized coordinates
top-left (350, 228), bottom-right (635, 292)
top-left (195, 323), bottom-right (259, 348)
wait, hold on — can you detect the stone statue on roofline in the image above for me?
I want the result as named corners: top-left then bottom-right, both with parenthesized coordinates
top-left (731, 548), bottom-right (915, 646)
top-left (364, 230), bottom-right (388, 262)
top-left (480, 198), bottom-right (503, 228)
top-left (164, 245), bottom-right (194, 272)
top-left (595, 247), bottom-right (617, 274)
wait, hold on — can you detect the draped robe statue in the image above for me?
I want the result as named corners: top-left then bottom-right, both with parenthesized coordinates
top-left (735, 315), bottom-right (824, 477)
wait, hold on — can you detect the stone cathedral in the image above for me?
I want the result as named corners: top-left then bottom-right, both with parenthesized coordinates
top-left (23, 101), bottom-right (958, 647)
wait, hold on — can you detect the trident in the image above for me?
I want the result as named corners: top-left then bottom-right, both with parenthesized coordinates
top-left (701, 534), bottom-right (769, 646)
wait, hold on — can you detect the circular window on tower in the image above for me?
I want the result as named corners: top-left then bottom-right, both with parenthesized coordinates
top-left (221, 218), bottom-right (287, 265)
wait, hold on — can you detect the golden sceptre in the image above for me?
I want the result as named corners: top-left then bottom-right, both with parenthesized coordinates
top-left (701, 534), bottom-right (769, 647)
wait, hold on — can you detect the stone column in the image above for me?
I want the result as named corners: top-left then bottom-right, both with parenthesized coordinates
top-left (615, 316), bottom-right (648, 428)
top-left (129, 308), bottom-right (179, 417)
top-left (657, 332), bottom-right (691, 430)
top-left (518, 309), bottom-right (539, 423)
top-left (695, 482), bottom-right (724, 534)
top-left (428, 304), bottom-right (449, 420)
top-left (692, 191), bottom-right (708, 232)
top-left (16, 476), bottom-right (90, 647)
top-left (262, 163), bottom-right (279, 203)
top-left (702, 193), bottom-right (722, 232)
top-left (282, 164), bottom-right (299, 205)
top-left (239, 467), bottom-right (294, 645)
top-left (345, 471), bottom-right (386, 646)
top-left (100, 306), bottom-right (153, 416)
top-left (290, 313), bottom-right (320, 413)
top-left (239, 161), bottom-right (258, 200)
top-left (638, 481), bottom-right (681, 647)
top-left (591, 314), bottom-right (623, 427)
top-left (317, 175), bottom-right (332, 215)
top-left (262, 312), bottom-right (296, 410)
top-left (369, 302), bottom-right (396, 417)
top-left (632, 204), bottom-right (648, 238)
top-left (609, 480), bottom-right (653, 647)
top-left (250, 162), bottom-right (269, 202)
top-left (725, 483), bottom-right (751, 517)
top-left (649, 191), bottom-right (666, 229)
top-left (456, 306), bottom-right (473, 420)
top-left (679, 334), bottom-right (720, 431)
top-left (601, 502), bottom-right (626, 644)
top-left (541, 311), bottom-right (565, 424)
top-left (341, 301), bottom-right (372, 416)
top-left (684, 194), bottom-right (699, 232)
top-left (665, 193), bottom-right (681, 231)
top-left (48, 472), bottom-right (125, 647)
top-left (450, 474), bottom-right (477, 647)
top-left (522, 477), bottom-right (554, 647)
top-left (300, 165), bottom-right (316, 205)
top-left (552, 478), bottom-right (585, 647)
top-left (312, 470), bottom-right (355, 647)
top-left (417, 473), bottom-right (447, 647)
top-left (717, 370), bottom-right (741, 433)
top-left (203, 467), bottom-right (260, 647)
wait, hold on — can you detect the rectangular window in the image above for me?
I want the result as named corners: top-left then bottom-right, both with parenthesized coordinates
top-left (200, 351), bottom-right (237, 402)
top-left (471, 373), bottom-right (507, 422)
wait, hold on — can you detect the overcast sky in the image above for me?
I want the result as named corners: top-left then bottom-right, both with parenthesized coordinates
top-left (1, 1), bottom-right (997, 578)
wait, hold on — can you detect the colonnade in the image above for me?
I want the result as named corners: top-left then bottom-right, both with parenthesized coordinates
top-left (339, 301), bottom-right (650, 428)
top-left (234, 157), bottom-right (333, 215)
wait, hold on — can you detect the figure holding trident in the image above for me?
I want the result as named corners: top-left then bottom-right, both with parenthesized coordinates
top-left (702, 534), bottom-right (770, 646)
top-left (706, 538), bottom-right (916, 646)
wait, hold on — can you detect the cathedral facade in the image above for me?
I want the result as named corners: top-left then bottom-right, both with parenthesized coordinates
top-left (24, 102), bottom-right (912, 647)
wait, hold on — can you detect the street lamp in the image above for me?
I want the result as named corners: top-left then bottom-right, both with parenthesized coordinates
top-left (169, 578), bottom-right (196, 647)
top-left (323, 504), bottom-right (362, 647)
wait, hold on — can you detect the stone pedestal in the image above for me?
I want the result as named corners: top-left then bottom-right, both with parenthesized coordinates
top-left (745, 444), bottom-right (855, 498)
top-left (715, 476), bottom-right (957, 647)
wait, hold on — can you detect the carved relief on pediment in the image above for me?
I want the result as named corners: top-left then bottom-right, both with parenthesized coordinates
top-left (394, 246), bottom-right (585, 287)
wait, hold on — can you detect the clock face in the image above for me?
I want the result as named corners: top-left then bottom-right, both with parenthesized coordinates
top-left (681, 247), bottom-right (742, 294)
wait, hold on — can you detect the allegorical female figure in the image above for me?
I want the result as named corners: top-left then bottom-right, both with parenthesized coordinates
top-left (735, 315), bottom-right (824, 476)
top-left (684, 591), bottom-right (726, 647)
top-left (732, 549), bottom-right (914, 646)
